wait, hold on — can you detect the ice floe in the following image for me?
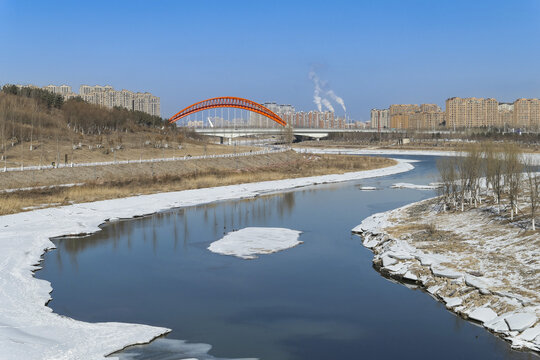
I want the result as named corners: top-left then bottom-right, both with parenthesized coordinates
top-left (505, 313), bottom-right (538, 332)
top-left (468, 307), bottom-right (498, 324)
top-left (208, 227), bottom-right (302, 259)
top-left (391, 182), bottom-right (440, 190)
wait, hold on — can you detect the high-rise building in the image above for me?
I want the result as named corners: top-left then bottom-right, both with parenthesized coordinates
top-left (497, 103), bottom-right (514, 128)
top-left (370, 109), bottom-right (389, 129)
top-left (513, 99), bottom-right (540, 129)
top-left (389, 104), bottom-right (420, 129)
top-left (14, 83), bottom-right (161, 117)
top-left (43, 84), bottom-right (74, 96)
top-left (78, 85), bottom-right (160, 116)
top-left (420, 104), bottom-right (442, 113)
top-left (250, 102), bottom-right (342, 128)
top-left (389, 104), bottom-right (420, 116)
top-left (386, 103), bottom-right (443, 129)
top-left (409, 111), bottom-right (445, 130)
top-left (445, 97), bottom-right (498, 128)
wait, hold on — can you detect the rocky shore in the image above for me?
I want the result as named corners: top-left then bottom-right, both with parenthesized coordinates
top-left (353, 198), bottom-right (540, 354)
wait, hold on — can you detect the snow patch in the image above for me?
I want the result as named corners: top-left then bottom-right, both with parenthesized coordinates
top-left (208, 227), bottom-right (302, 259)
top-left (391, 182), bottom-right (440, 190)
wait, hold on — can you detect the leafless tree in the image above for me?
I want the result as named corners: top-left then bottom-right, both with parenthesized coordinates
top-left (503, 143), bottom-right (523, 221)
top-left (525, 159), bottom-right (539, 230)
top-left (437, 157), bottom-right (456, 211)
top-left (463, 143), bottom-right (482, 207)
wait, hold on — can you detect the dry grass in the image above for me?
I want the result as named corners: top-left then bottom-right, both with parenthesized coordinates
top-left (0, 153), bottom-right (395, 215)
top-left (1, 132), bottom-right (256, 168)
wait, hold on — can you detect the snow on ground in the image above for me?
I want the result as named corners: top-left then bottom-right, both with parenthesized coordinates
top-left (391, 182), bottom-right (440, 190)
top-left (0, 159), bottom-right (413, 360)
top-left (208, 227), bottom-right (302, 259)
top-left (353, 198), bottom-right (540, 353)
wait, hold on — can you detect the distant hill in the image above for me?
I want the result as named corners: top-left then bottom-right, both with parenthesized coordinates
top-left (0, 85), bottom-right (170, 144)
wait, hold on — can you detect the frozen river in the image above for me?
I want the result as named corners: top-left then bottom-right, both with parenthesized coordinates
top-left (36, 155), bottom-right (538, 360)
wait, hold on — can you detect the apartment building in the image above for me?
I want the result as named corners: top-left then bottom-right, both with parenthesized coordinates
top-left (497, 103), bottom-right (514, 128)
top-left (445, 97), bottom-right (498, 128)
top-left (389, 104), bottom-right (420, 129)
top-left (389, 104), bottom-right (420, 116)
top-left (513, 98), bottom-right (540, 129)
top-left (79, 85), bottom-right (160, 116)
top-left (370, 109), bottom-right (389, 129)
top-left (409, 111), bottom-right (445, 130)
top-left (384, 103), bottom-right (443, 129)
top-left (43, 84), bottom-right (74, 96)
top-left (250, 102), bottom-right (342, 128)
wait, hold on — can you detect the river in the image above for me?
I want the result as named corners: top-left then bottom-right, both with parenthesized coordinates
top-left (36, 155), bottom-right (538, 360)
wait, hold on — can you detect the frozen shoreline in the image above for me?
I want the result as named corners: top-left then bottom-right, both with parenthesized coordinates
top-left (0, 159), bottom-right (413, 360)
top-left (353, 200), bottom-right (540, 354)
top-left (295, 147), bottom-right (540, 165)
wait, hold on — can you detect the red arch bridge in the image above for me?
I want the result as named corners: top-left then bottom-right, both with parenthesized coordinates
top-left (169, 97), bottom-right (396, 139)
top-left (169, 96), bottom-right (287, 127)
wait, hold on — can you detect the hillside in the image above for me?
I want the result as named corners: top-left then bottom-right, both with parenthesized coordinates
top-left (0, 85), bottom-right (214, 168)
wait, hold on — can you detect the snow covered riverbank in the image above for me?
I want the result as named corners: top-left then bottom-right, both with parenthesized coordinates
top-left (353, 199), bottom-right (540, 354)
top-left (296, 147), bottom-right (540, 167)
top-left (0, 159), bottom-right (413, 360)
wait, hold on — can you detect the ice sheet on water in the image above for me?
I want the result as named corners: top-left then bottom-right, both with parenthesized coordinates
top-left (391, 182), bottom-right (440, 190)
top-left (208, 227), bottom-right (302, 259)
top-left (113, 338), bottom-right (257, 360)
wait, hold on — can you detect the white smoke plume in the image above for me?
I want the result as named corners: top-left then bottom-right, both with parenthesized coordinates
top-left (326, 90), bottom-right (346, 112)
top-left (321, 98), bottom-right (335, 112)
top-left (308, 69), bottom-right (346, 113)
top-left (308, 70), bottom-right (323, 111)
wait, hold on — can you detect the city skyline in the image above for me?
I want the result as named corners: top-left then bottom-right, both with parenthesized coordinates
top-left (1, 0), bottom-right (540, 121)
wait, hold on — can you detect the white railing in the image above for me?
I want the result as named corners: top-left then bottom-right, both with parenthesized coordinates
top-left (2, 147), bottom-right (289, 173)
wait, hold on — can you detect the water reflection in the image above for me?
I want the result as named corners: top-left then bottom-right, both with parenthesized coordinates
top-left (53, 190), bottom-right (301, 263)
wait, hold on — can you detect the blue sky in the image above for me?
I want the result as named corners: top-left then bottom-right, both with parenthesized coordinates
top-left (1, 0), bottom-right (539, 121)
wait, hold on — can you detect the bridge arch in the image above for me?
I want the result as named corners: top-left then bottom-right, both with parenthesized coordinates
top-left (169, 97), bottom-right (287, 127)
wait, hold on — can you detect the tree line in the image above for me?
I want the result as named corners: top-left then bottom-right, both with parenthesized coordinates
top-left (437, 142), bottom-right (540, 230)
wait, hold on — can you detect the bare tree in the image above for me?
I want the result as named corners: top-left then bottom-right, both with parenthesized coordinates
top-left (503, 143), bottom-right (523, 221)
top-left (456, 150), bottom-right (468, 211)
top-left (525, 159), bottom-right (539, 230)
top-left (463, 143), bottom-right (482, 207)
top-left (483, 141), bottom-right (496, 198)
top-left (437, 157), bottom-right (456, 211)
top-left (492, 153), bottom-right (505, 213)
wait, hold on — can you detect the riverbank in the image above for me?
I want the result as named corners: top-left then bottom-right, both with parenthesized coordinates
top-left (353, 197), bottom-right (540, 354)
top-left (0, 159), bottom-right (413, 360)
top-left (0, 151), bottom-right (394, 215)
